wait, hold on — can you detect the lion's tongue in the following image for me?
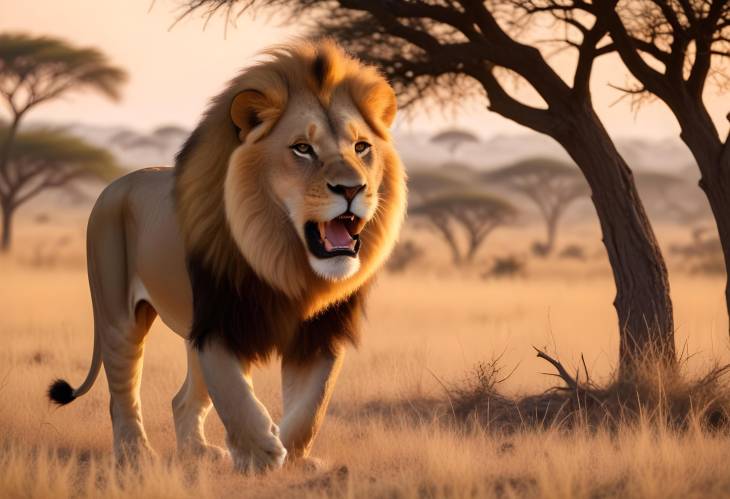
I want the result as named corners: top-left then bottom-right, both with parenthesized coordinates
top-left (324, 219), bottom-right (353, 249)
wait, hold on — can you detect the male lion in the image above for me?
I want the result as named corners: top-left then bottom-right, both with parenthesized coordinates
top-left (47, 40), bottom-right (406, 472)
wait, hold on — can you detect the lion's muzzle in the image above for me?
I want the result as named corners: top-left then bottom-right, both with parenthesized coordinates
top-left (305, 212), bottom-right (365, 259)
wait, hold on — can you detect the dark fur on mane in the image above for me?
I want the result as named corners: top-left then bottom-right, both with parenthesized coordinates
top-left (187, 253), bottom-right (363, 362)
top-left (287, 285), bottom-right (367, 363)
top-left (174, 126), bottom-right (204, 176)
top-left (312, 51), bottom-right (329, 89)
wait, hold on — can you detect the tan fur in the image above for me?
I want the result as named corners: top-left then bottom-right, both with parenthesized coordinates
top-left (49, 39), bottom-right (406, 471)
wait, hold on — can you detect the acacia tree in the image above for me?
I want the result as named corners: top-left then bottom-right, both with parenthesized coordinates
top-left (510, 0), bottom-right (730, 331)
top-left (181, 0), bottom-right (676, 372)
top-left (411, 191), bottom-right (517, 264)
top-left (0, 33), bottom-right (127, 250)
top-left (485, 158), bottom-right (589, 256)
top-left (0, 127), bottom-right (120, 249)
top-left (408, 169), bottom-right (470, 203)
top-left (431, 128), bottom-right (480, 155)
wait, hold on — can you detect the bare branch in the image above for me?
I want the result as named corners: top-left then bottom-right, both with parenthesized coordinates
top-left (534, 347), bottom-right (579, 391)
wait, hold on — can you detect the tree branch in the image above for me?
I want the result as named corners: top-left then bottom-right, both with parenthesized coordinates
top-left (470, 65), bottom-right (558, 135)
top-left (595, 0), bottom-right (671, 99)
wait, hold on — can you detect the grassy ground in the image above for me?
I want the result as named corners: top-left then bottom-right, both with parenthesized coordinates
top-left (2, 213), bottom-right (730, 498)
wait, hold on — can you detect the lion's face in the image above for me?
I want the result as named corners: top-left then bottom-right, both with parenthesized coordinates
top-left (260, 93), bottom-right (384, 281)
top-left (179, 41), bottom-right (406, 300)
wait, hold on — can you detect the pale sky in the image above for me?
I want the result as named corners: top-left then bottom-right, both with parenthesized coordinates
top-left (0, 0), bottom-right (728, 140)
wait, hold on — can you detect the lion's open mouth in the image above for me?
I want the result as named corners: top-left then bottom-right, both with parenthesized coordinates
top-left (305, 213), bottom-right (365, 259)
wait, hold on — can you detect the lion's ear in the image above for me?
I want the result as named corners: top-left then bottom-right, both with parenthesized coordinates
top-left (230, 89), bottom-right (282, 143)
top-left (351, 81), bottom-right (398, 138)
top-left (374, 84), bottom-right (397, 129)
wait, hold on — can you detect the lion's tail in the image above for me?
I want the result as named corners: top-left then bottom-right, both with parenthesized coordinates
top-left (48, 324), bottom-right (103, 405)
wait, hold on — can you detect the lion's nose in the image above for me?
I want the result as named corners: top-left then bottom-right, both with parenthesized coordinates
top-left (327, 183), bottom-right (366, 202)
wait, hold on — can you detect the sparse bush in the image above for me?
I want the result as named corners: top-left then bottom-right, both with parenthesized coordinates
top-left (482, 255), bottom-right (526, 279)
top-left (558, 244), bottom-right (586, 260)
top-left (450, 349), bottom-right (730, 434)
top-left (531, 241), bottom-right (550, 257)
top-left (33, 213), bottom-right (50, 225)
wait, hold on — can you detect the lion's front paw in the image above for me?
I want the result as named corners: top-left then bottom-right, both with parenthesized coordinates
top-left (227, 425), bottom-right (287, 473)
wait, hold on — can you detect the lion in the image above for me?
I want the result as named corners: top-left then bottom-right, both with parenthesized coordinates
top-left (47, 39), bottom-right (407, 472)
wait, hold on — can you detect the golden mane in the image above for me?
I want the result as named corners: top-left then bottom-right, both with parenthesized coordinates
top-left (174, 39), bottom-right (406, 319)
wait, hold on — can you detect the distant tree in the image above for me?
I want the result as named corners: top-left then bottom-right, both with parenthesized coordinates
top-left (0, 33), bottom-right (127, 250)
top-left (407, 169), bottom-right (469, 204)
top-left (439, 161), bottom-right (479, 181)
top-left (0, 127), bottom-right (120, 250)
top-left (152, 124), bottom-right (189, 141)
top-left (485, 158), bottom-right (590, 256)
top-left (431, 128), bottom-right (480, 155)
top-left (635, 171), bottom-right (711, 225)
top-left (410, 191), bottom-right (517, 265)
top-left (179, 0), bottom-right (676, 373)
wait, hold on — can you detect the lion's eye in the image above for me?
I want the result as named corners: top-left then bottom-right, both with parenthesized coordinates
top-left (354, 141), bottom-right (371, 156)
top-left (291, 143), bottom-right (315, 158)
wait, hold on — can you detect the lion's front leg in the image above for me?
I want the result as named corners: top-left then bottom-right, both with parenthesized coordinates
top-left (197, 340), bottom-right (287, 472)
top-left (279, 348), bottom-right (344, 463)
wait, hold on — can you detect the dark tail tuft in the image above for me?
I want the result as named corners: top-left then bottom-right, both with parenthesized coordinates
top-left (48, 379), bottom-right (76, 405)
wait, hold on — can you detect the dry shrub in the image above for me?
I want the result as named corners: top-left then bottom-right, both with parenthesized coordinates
top-left (450, 349), bottom-right (730, 434)
top-left (482, 255), bottom-right (526, 279)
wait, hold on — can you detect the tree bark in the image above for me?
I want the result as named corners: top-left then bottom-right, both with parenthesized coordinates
top-left (674, 103), bottom-right (730, 331)
top-left (553, 103), bottom-right (675, 374)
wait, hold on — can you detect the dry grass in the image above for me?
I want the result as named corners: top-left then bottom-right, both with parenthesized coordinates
top-left (2, 213), bottom-right (730, 498)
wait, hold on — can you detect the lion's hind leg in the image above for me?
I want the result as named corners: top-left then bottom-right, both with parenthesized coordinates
top-left (101, 299), bottom-right (157, 463)
top-left (172, 344), bottom-right (228, 460)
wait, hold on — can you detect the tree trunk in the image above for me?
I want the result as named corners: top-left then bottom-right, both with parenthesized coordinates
top-left (447, 235), bottom-right (463, 266)
top-left (0, 114), bottom-right (22, 253)
top-left (547, 216), bottom-right (557, 254)
top-left (541, 211), bottom-right (560, 256)
top-left (0, 114), bottom-right (22, 177)
top-left (466, 236), bottom-right (480, 263)
top-left (554, 104), bottom-right (675, 375)
top-left (1, 203), bottom-right (13, 253)
top-left (431, 220), bottom-right (462, 266)
top-left (674, 103), bottom-right (730, 332)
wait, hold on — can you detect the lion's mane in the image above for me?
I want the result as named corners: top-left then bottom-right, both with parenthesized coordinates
top-left (173, 40), bottom-right (406, 362)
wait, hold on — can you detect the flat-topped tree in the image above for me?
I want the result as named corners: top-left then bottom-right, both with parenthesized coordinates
top-left (0, 32), bottom-right (127, 250)
top-left (408, 169), bottom-right (469, 204)
top-left (0, 127), bottom-right (121, 249)
top-left (485, 158), bottom-right (590, 256)
top-left (410, 191), bottom-right (517, 265)
top-left (178, 0), bottom-right (676, 374)
top-left (431, 128), bottom-right (480, 155)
